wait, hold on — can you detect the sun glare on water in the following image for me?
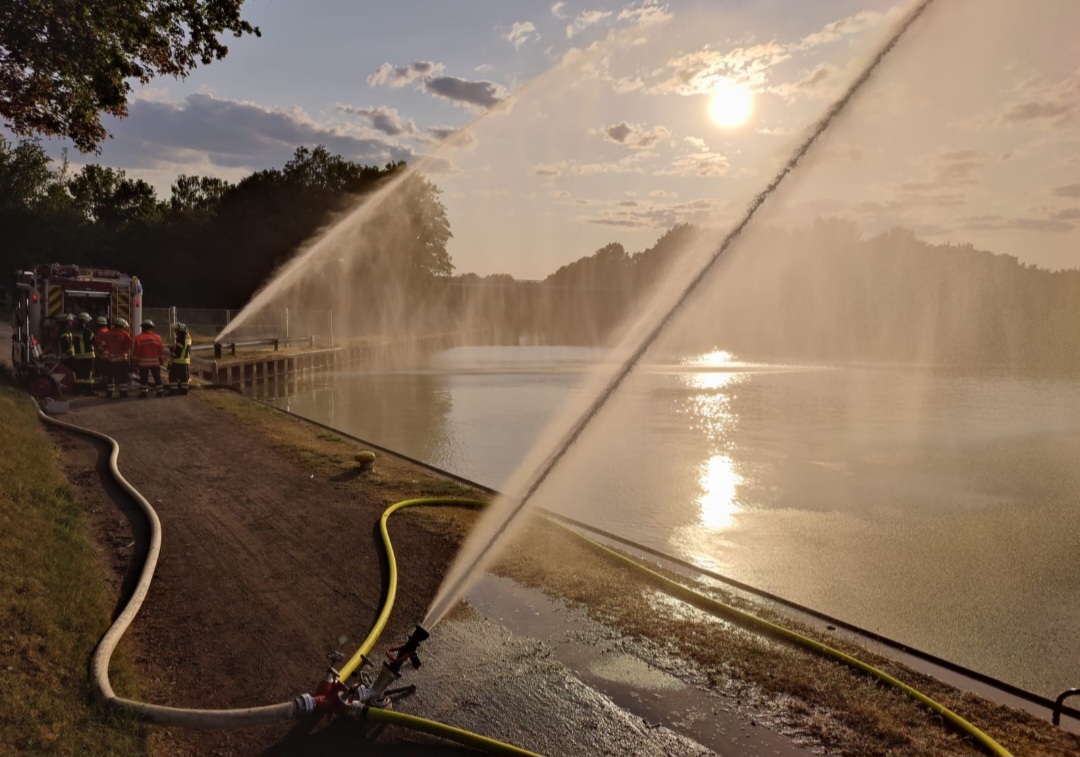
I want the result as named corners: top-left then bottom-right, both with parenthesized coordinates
top-left (708, 79), bottom-right (754, 129)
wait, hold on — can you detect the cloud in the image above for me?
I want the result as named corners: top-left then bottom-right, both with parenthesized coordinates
top-left (997, 71), bottom-right (1079, 129)
top-left (612, 76), bottom-right (645, 94)
top-left (1052, 182), bottom-right (1080, 198)
top-left (425, 76), bottom-right (508, 109)
top-left (368, 61), bottom-right (444, 88)
top-left (506, 21), bottom-right (537, 49)
top-left (770, 64), bottom-right (837, 100)
top-left (684, 136), bottom-right (707, 151)
top-left (531, 155), bottom-right (647, 178)
top-left (369, 60), bottom-right (508, 111)
top-left (566, 10), bottom-right (613, 38)
top-left (959, 213), bottom-right (1077, 233)
top-left (582, 197), bottom-right (718, 229)
top-left (651, 43), bottom-right (790, 96)
top-left (655, 150), bottom-right (730, 177)
top-left (617, 0), bottom-right (673, 27)
top-left (796, 10), bottom-right (886, 49)
top-left (427, 126), bottom-right (476, 148)
top-left (336, 104), bottom-right (419, 137)
top-left (598, 121), bottom-right (670, 149)
top-left (91, 94), bottom-right (417, 174)
top-left (551, 2), bottom-right (568, 19)
top-left (1000, 101), bottom-right (1074, 126)
top-left (647, 8), bottom-right (888, 99)
top-left (931, 149), bottom-right (987, 185)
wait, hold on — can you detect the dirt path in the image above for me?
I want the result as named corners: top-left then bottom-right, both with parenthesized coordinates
top-left (43, 388), bottom-right (809, 757)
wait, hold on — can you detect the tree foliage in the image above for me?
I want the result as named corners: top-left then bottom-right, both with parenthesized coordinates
top-left (0, 0), bottom-right (259, 151)
top-left (0, 139), bottom-right (453, 310)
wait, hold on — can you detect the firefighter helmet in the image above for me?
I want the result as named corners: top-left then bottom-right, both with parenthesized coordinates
top-left (113, 317), bottom-right (129, 330)
top-left (141, 319), bottom-right (154, 329)
top-left (175, 322), bottom-right (188, 333)
top-left (64, 313), bottom-right (74, 323)
top-left (95, 315), bottom-right (108, 327)
top-left (77, 312), bottom-right (91, 323)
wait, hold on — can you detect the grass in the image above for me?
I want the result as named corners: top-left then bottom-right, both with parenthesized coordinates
top-left (0, 374), bottom-right (144, 757)
top-left (194, 390), bottom-right (480, 505)
top-left (193, 387), bottom-right (1080, 757)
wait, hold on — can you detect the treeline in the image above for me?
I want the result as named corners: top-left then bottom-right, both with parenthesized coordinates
top-left (442, 220), bottom-right (1080, 374)
top-left (0, 137), bottom-right (451, 307)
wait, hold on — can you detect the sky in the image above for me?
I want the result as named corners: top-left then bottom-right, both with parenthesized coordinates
top-left (22, 0), bottom-right (1080, 279)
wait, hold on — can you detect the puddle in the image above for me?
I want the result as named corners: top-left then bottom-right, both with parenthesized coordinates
top-left (466, 574), bottom-right (812, 756)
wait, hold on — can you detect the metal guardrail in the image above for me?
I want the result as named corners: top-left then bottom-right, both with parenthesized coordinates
top-left (1053, 688), bottom-right (1080, 726)
top-left (189, 335), bottom-right (316, 359)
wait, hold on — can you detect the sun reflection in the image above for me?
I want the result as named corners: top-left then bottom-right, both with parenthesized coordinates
top-left (687, 349), bottom-right (735, 367)
top-left (698, 454), bottom-right (743, 530)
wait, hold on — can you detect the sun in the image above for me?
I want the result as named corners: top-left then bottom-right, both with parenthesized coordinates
top-left (708, 79), bottom-right (754, 129)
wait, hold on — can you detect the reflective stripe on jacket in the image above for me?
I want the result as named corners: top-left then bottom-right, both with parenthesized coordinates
top-left (171, 334), bottom-right (192, 365)
top-left (58, 330), bottom-right (75, 358)
top-left (73, 328), bottom-right (95, 359)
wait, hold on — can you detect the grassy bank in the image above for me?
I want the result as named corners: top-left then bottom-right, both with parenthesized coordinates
top-left (0, 375), bottom-right (143, 757)
top-left (196, 388), bottom-right (1080, 757)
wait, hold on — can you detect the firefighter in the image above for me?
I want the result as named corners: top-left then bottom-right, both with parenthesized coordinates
top-left (58, 314), bottom-right (76, 382)
top-left (72, 312), bottom-right (97, 396)
top-left (132, 319), bottom-right (166, 397)
top-left (93, 315), bottom-right (110, 393)
top-left (168, 322), bottom-right (192, 396)
top-left (100, 317), bottom-right (134, 398)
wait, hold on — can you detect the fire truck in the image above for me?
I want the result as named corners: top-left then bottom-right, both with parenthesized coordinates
top-left (10, 264), bottom-right (144, 399)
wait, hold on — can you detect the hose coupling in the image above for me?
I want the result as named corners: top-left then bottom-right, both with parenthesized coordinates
top-left (294, 693), bottom-right (316, 716)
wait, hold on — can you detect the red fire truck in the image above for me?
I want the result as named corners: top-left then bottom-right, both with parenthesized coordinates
top-left (10, 264), bottom-right (144, 399)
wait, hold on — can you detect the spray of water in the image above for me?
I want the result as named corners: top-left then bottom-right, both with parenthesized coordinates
top-left (422, 0), bottom-right (939, 629)
top-left (217, 33), bottom-right (636, 344)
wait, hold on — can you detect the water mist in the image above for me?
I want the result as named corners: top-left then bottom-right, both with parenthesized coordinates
top-left (422, 0), bottom-right (940, 629)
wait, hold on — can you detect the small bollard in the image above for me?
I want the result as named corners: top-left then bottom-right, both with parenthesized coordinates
top-left (355, 451), bottom-right (376, 473)
top-left (214, 342), bottom-right (222, 359)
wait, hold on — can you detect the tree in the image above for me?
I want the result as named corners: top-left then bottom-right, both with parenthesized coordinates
top-left (0, 0), bottom-right (259, 152)
top-left (69, 164), bottom-right (161, 224)
top-left (0, 135), bottom-right (53, 210)
top-left (170, 174), bottom-right (232, 214)
top-left (398, 173), bottom-right (454, 279)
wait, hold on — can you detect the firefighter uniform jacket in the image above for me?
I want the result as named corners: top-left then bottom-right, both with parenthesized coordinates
top-left (73, 327), bottom-right (95, 360)
top-left (132, 331), bottom-right (164, 368)
top-left (99, 328), bottom-right (134, 363)
top-left (171, 333), bottom-right (192, 365)
top-left (58, 328), bottom-right (75, 358)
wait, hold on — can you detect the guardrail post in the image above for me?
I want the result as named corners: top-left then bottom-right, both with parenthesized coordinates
top-left (214, 342), bottom-right (222, 359)
top-left (1053, 687), bottom-right (1080, 726)
top-left (273, 338), bottom-right (279, 351)
top-left (230, 342), bottom-right (236, 356)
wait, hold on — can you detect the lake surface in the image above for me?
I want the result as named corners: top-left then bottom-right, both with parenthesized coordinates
top-left (265, 345), bottom-right (1080, 698)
